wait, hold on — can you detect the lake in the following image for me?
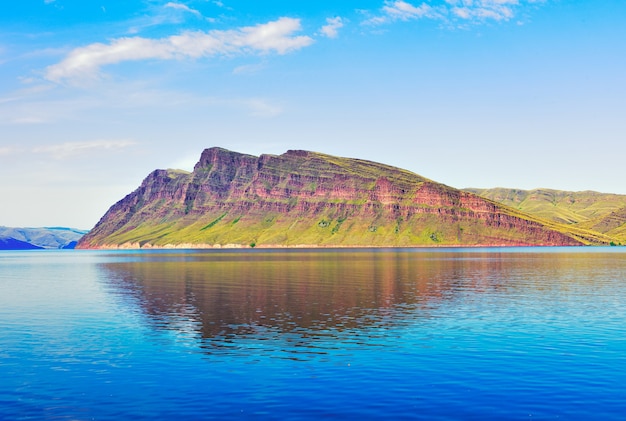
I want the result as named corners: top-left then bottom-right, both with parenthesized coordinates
top-left (1, 247), bottom-right (626, 419)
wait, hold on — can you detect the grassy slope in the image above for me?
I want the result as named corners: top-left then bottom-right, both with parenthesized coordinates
top-left (86, 149), bottom-right (618, 247)
top-left (466, 188), bottom-right (626, 243)
top-left (78, 146), bottom-right (626, 247)
top-left (102, 213), bottom-right (525, 247)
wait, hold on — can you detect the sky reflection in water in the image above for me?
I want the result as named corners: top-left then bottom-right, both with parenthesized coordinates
top-left (2, 248), bottom-right (626, 419)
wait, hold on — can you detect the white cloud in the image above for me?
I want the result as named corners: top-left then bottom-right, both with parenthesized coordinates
top-left (319, 17), bottom-right (345, 38)
top-left (383, 1), bottom-right (441, 20)
top-left (365, 0), bottom-right (539, 26)
top-left (447, 0), bottom-right (519, 21)
top-left (364, 1), bottom-right (443, 25)
top-left (33, 140), bottom-right (137, 159)
top-left (164, 2), bottom-right (202, 17)
top-left (45, 17), bottom-right (314, 84)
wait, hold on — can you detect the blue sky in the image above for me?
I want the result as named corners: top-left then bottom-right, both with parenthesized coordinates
top-left (1, 0), bottom-right (625, 229)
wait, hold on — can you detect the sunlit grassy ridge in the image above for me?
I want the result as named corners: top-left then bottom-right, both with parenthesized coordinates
top-left (466, 188), bottom-right (626, 243)
top-left (79, 148), bottom-right (611, 248)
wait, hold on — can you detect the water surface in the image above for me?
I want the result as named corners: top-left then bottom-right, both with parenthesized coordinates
top-left (1, 248), bottom-right (626, 419)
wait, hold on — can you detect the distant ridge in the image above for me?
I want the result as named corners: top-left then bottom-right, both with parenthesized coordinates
top-left (0, 237), bottom-right (43, 250)
top-left (0, 227), bottom-right (88, 249)
top-left (465, 188), bottom-right (626, 244)
top-left (78, 147), bottom-right (610, 249)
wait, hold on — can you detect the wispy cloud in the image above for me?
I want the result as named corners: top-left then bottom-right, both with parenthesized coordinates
top-left (237, 98), bottom-right (283, 117)
top-left (364, 1), bottom-right (443, 25)
top-left (233, 62), bottom-right (267, 75)
top-left (127, 1), bottom-right (212, 33)
top-left (45, 18), bottom-right (314, 84)
top-left (447, 0), bottom-right (519, 21)
top-left (386, 1), bottom-right (442, 22)
top-left (33, 140), bottom-right (137, 159)
top-left (0, 85), bottom-right (86, 125)
top-left (365, 0), bottom-right (542, 26)
top-left (0, 79), bottom-right (285, 127)
top-left (0, 85), bottom-right (54, 105)
top-left (164, 2), bottom-right (202, 18)
top-left (0, 146), bottom-right (22, 157)
top-left (319, 17), bottom-right (345, 38)
top-left (0, 94), bottom-right (99, 125)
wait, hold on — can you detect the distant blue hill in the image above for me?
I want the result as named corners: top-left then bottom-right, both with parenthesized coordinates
top-left (0, 227), bottom-right (88, 250)
top-left (0, 237), bottom-right (43, 250)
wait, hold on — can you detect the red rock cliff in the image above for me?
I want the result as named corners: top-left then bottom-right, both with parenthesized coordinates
top-left (78, 147), bottom-right (586, 248)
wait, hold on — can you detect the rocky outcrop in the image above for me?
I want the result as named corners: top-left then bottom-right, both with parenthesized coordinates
top-left (78, 147), bottom-right (592, 249)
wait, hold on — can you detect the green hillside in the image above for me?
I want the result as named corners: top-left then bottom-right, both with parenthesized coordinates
top-left (465, 188), bottom-right (626, 243)
top-left (78, 148), bottom-right (612, 249)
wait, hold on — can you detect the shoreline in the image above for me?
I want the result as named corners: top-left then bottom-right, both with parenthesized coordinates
top-left (78, 242), bottom-right (587, 250)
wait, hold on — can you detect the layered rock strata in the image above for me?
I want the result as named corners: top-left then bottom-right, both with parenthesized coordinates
top-left (78, 147), bottom-right (588, 248)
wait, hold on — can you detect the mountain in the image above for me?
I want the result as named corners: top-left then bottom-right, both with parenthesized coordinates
top-left (0, 226), bottom-right (88, 249)
top-left (584, 207), bottom-right (626, 242)
top-left (0, 237), bottom-right (43, 250)
top-left (78, 147), bottom-right (609, 249)
top-left (464, 188), bottom-right (626, 244)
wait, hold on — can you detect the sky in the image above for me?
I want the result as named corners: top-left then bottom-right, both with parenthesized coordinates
top-left (1, 0), bottom-right (625, 229)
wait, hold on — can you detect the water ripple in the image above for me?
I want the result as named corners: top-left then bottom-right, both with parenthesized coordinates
top-left (2, 248), bottom-right (626, 419)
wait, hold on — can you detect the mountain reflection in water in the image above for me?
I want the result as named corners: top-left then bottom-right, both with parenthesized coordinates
top-left (4, 248), bottom-right (626, 419)
top-left (97, 250), bottom-right (515, 354)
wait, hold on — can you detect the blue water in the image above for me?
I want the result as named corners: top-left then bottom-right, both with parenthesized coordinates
top-left (1, 248), bottom-right (626, 419)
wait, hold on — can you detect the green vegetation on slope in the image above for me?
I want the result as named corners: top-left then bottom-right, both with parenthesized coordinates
top-left (99, 209), bottom-right (585, 248)
top-left (79, 148), bottom-right (614, 249)
top-left (466, 188), bottom-right (626, 243)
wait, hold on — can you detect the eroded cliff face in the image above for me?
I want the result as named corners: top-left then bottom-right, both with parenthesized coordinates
top-left (78, 147), bottom-right (587, 248)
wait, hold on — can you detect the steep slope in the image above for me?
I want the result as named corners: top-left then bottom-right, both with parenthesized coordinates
top-left (465, 188), bottom-right (626, 243)
top-left (78, 148), bottom-right (598, 249)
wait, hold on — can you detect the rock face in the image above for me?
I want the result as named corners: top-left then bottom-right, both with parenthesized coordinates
top-left (78, 147), bottom-right (590, 249)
